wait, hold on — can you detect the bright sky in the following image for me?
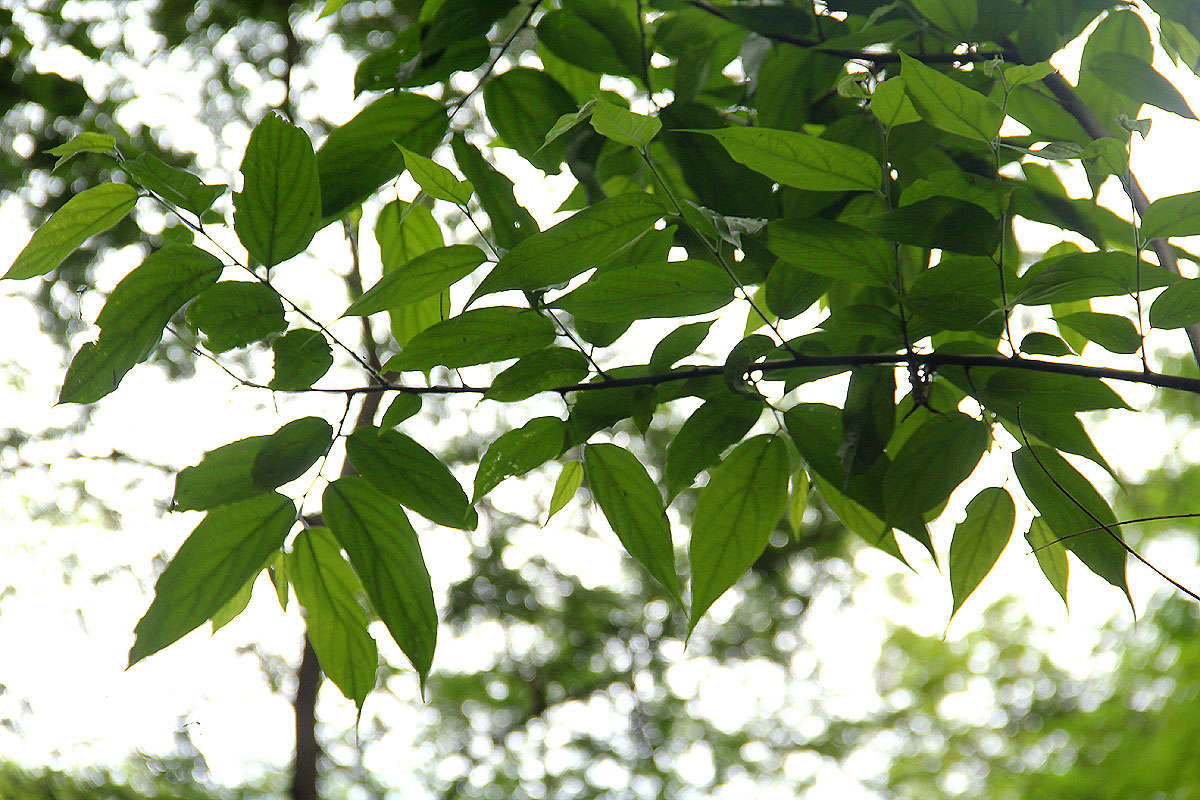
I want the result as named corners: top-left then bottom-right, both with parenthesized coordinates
top-left (3, 3), bottom-right (1200, 797)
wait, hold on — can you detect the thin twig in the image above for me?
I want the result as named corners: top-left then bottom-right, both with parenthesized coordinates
top-left (447, 0), bottom-right (544, 126)
top-left (1030, 512), bottom-right (1200, 554)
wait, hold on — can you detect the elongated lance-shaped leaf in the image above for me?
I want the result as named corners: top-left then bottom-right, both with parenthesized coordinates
top-left (384, 307), bottom-right (556, 372)
top-left (665, 395), bottom-right (763, 499)
top-left (342, 245), bottom-right (486, 317)
top-left (689, 128), bottom-right (882, 192)
top-left (584, 443), bottom-right (680, 603)
top-left (450, 133), bottom-right (539, 250)
top-left (398, 145), bottom-right (473, 205)
top-left (883, 411), bottom-right (990, 522)
top-left (289, 527), bottom-right (378, 709)
top-left (323, 477), bottom-right (438, 692)
top-left (123, 153), bottom-right (225, 216)
top-left (1025, 517), bottom-right (1070, 606)
top-left (129, 492), bottom-right (295, 665)
top-left (474, 417), bottom-right (566, 501)
top-left (61, 244), bottom-right (223, 403)
top-left (234, 114), bottom-right (321, 267)
top-left (47, 131), bottom-right (116, 171)
top-left (948, 488), bottom-right (1016, 621)
top-left (689, 434), bottom-right (790, 634)
top-left (545, 461), bottom-right (584, 526)
top-left (900, 52), bottom-right (1004, 142)
top-left (5, 183), bottom-right (139, 280)
top-left (553, 260), bottom-right (734, 321)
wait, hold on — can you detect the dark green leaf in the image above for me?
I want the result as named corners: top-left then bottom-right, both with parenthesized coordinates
top-left (450, 133), bottom-right (539, 249)
top-left (840, 367), bottom-right (895, 479)
top-left (665, 395), bottom-right (763, 498)
top-left (764, 260), bottom-right (832, 319)
top-left (689, 435), bottom-right (790, 633)
top-left (1150, 279), bottom-right (1200, 329)
top-left (473, 416), bottom-right (566, 501)
top-left (129, 492), bottom-right (295, 665)
top-left (185, 281), bottom-right (286, 352)
top-left (61, 244), bottom-right (222, 403)
top-left (484, 347), bottom-right (590, 402)
top-left (767, 219), bottom-right (895, 287)
top-left (883, 411), bottom-right (990, 521)
top-left (553, 260), bottom-right (733, 321)
top-left (251, 417), bottom-right (333, 490)
top-left (692, 127), bottom-right (882, 192)
top-left (1025, 516), bottom-right (1070, 606)
top-left (1088, 51), bottom-right (1198, 119)
top-left (584, 443), bottom-right (680, 602)
top-left (810, 472), bottom-right (907, 562)
top-left (422, 0), bottom-right (518, 52)
top-left (289, 527), bottom-right (377, 709)
top-left (384, 307), bottom-right (556, 372)
top-left (537, 0), bottom-right (642, 79)
top-left (124, 154), bottom-right (225, 216)
top-left (1020, 331), bottom-right (1074, 356)
top-left (648, 321), bottom-right (715, 373)
top-left (855, 197), bottom-right (999, 256)
top-left (380, 393), bottom-right (422, 427)
top-left (1141, 190), bottom-right (1200, 239)
top-left (269, 329), bottom-right (333, 391)
top-left (343, 245), bottom-right (486, 317)
top-left (5, 183), bottom-right (139, 280)
top-left (346, 427), bottom-right (476, 530)
top-left (1054, 311), bottom-right (1141, 354)
top-left (323, 477), bottom-right (437, 691)
top-left (911, 0), bottom-right (977, 38)
top-left (948, 487), bottom-right (1015, 620)
top-left (482, 67), bottom-right (578, 173)
top-left (900, 52), bottom-right (1004, 142)
top-left (1015, 250), bottom-right (1179, 305)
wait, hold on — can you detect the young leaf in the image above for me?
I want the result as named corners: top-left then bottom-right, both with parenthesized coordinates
top-left (4, 182), bottom-right (139, 280)
top-left (665, 395), bottom-right (763, 499)
top-left (129, 492), bottom-right (295, 665)
top-left (1141, 190), bottom-right (1200, 239)
top-left (553, 260), bottom-right (733, 321)
top-left (289, 527), bottom-right (378, 709)
top-left (210, 575), bottom-right (255, 633)
top-left (342, 245), bottom-right (486, 317)
top-left (398, 145), bottom-right (473, 205)
top-left (689, 434), bottom-right (790, 633)
top-left (346, 427), bottom-right (477, 530)
top-left (484, 347), bottom-right (590, 402)
top-left (234, 114), bottom-right (321, 268)
top-left (323, 477), bottom-right (437, 692)
top-left (1054, 311), bottom-right (1141, 354)
top-left (545, 460), bottom-right (584, 526)
top-left (47, 131), bottom-right (116, 171)
top-left (589, 101), bottom-right (662, 148)
top-left (883, 411), bottom-right (990, 522)
top-left (691, 128), bottom-right (882, 192)
top-left (384, 307), bottom-right (557, 372)
top-left (123, 153), bottom-right (225, 216)
top-left (900, 52), bottom-right (1005, 142)
top-left (60, 244), bottom-right (223, 404)
top-left (269, 329), bottom-right (334, 391)
top-left (471, 193), bottom-right (665, 299)
top-left (542, 100), bottom-right (597, 150)
top-left (767, 219), bottom-right (895, 287)
top-left (584, 443), bottom-right (680, 602)
top-left (948, 487), bottom-right (1016, 621)
top-left (185, 281), bottom-right (286, 351)
top-left (473, 417), bottom-right (566, 501)
top-left (1025, 516), bottom-right (1070, 606)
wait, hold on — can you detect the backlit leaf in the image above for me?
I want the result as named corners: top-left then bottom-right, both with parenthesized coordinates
top-left (545, 460), bottom-right (584, 525)
top-left (1054, 311), bottom-right (1141, 354)
top-left (5, 183), bottom-right (139, 280)
top-left (1141, 190), bottom-right (1200, 239)
top-left (883, 411), bottom-right (989, 522)
top-left (473, 417), bottom-right (566, 501)
top-left (185, 280), bottom-right (286, 351)
top-left (553, 260), bottom-right (733, 321)
top-left (384, 307), bottom-right (556, 372)
top-left (1025, 516), bottom-right (1070, 606)
top-left (398, 145), bottom-right (473, 205)
top-left (269, 329), bottom-right (333, 391)
top-left (343, 245), bottom-right (486, 317)
top-left (948, 487), bottom-right (1015, 620)
top-left (767, 219), bottom-right (895, 287)
top-left (900, 52), bottom-right (1004, 142)
top-left (124, 153), bottom-right (225, 216)
top-left (665, 395), bottom-right (763, 498)
top-left (692, 127), bottom-right (882, 192)
top-left (485, 347), bottom-right (590, 402)
top-left (450, 134), bottom-right (539, 249)
top-left (590, 101), bottom-right (662, 148)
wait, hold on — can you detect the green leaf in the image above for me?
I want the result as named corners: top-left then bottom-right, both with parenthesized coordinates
top-left (691, 127), bottom-right (882, 192)
top-left (421, 0), bottom-right (518, 52)
top-left (47, 131), bottom-right (116, 171)
top-left (553, 260), bottom-right (733, 321)
top-left (689, 435), bottom-right (790, 633)
top-left (537, 0), bottom-right (642, 79)
top-left (210, 574), bottom-right (255, 633)
top-left (1011, 446), bottom-right (1129, 598)
top-left (129, 492), bottom-right (295, 665)
top-left (665, 395), bottom-right (763, 499)
top-left (124, 154), bottom-right (225, 216)
top-left (1004, 61), bottom-right (1055, 88)
top-left (269, 329), bottom-right (333, 391)
top-left (810, 473), bottom-right (906, 563)
top-left (911, 0), bottom-right (977, 38)
top-left (174, 416), bottom-right (332, 511)
top-left (323, 477), bottom-right (437, 691)
top-left (883, 411), bottom-right (990, 522)
top-left (980, 370), bottom-right (1130, 413)
top-left (473, 417), bottom-right (566, 501)
top-left (289, 527), bottom-right (378, 709)
top-left (1150, 279), bottom-right (1200, 329)
top-left (398, 145), bottom-right (473, 205)
top-left (471, 193), bottom-right (665, 299)
top-left (380, 393), bottom-right (422, 427)
top-left (317, 92), bottom-right (447, 223)
top-left (319, 0), bottom-right (348, 16)
top-left (767, 219), bottom-right (895, 287)
top-left (542, 99), bottom-right (597, 150)
top-left (374, 200), bottom-right (451, 346)
top-left (900, 52), bottom-right (1004, 142)
top-left (1020, 331), bottom-right (1074, 356)
top-left (233, 114), bottom-right (321, 267)
top-left (788, 470), bottom-right (810, 536)
top-left (545, 460), bottom-right (584, 525)
top-left (4, 183), bottom-right (139, 280)
top-left (1141, 190), bottom-right (1200, 239)
top-left (484, 347), bottom-right (590, 402)
top-left (584, 443), bottom-right (680, 602)
top-left (346, 427), bottom-right (477, 530)
top-left (482, 67), bottom-right (578, 173)
top-left (589, 101), bottom-right (662, 148)
top-left (61, 244), bottom-right (222, 403)
top-left (450, 134), bottom-right (539, 250)
top-left (1015, 250), bottom-right (1179, 305)
top-left (343, 245), bottom-right (486, 317)
top-left (269, 550), bottom-right (288, 610)
top-left (185, 281), bottom-right (286, 351)
top-left (764, 260), bottom-right (831, 319)
top-left (1025, 516), bottom-right (1070, 606)
top-left (870, 76), bottom-right (922, 128)
top-left (1088, 52), bottom-right (1198, 119)
top-left (854, 197), bottom-right (999, 256)
top-left (948, 487), bottom-right (1015, 621)
top-left (648, 320), bottom-right (714, 373)
top-left (1054, 311), bottom-right (1141, 354)
top-left (383, 307), bottom-right (556, 372)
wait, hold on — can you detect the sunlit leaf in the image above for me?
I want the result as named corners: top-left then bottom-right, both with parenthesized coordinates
top-left (545, 461), bottom-right (584, 525)
top-left (5, 183), bottom-right (139, 280)
top-left (900, 52), bottom-right (1004, 142)
top-left (398, 145), bottom-right (473, 205)
top-left (948, 487), bottom-right (1015, 621)
top-left (473, 417), bottom-right (566, 501)
top-left (269, 329), bottom-right (333, 391)
top-left (343, 245), bottom-right (486, 317)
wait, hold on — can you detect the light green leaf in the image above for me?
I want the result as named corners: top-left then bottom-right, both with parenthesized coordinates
top-left (1025, 516), bottom-right (1069, 607)
top-left (910, 0), bottom-right (976, 38)
top-left (398, 145), bottom-right (473, 205)
top-left (473, 417), bottom-right (566, 501)
top-left (269, 329), bottom-right (333, 391)
top-left (665, 395), bottom-right (763, 499)
top-left (346, 427), bottom-right (477, 530)
top-left (1088, 51), bottom-right (1198, 119)
top-left (1141, 190), bottom-right (1200, 239)
top-left (124, 153), bottom-right (225, 216)
top-left (883, 411), bottom-right (990, 522)
top-left (689, 434), bottom-right (790, 633)
top-left (545, 461), bottom-right (584, 525)
top-left (471, 193), bottom-right (665, 299)
top-left (384, 307), bottom-right (557, 372)
top-left (691, 127), bottom-right (882, 192)
top-left (234, 114), bottom-right (321, 267)
top-left (485, 347), bottom-right (590, 402)
top-left (47, 131), bottom-right (116, 171)
top-left (589, 101), bottom-right (662, 148)
top-left (948, 487), bottom-right (1015, 621)
top-left (289, 527), bottom-right (378, 709)
top-left (61, 244), bottom-right (222, 403)
top-left (1054, 311), bottom-right (1141, 354)
top-left (585, 443), bottom-right (680, 602)
top-left (343, 245), bottom-right (485, 317)
top-left (374, 200), bottom-right (450, 346)
top-left (1004, 61), bottom-right (1055, 88)
top-left (5, 183), bottom-right (139, 280)
top-left (900, 52), bottom-right (1004, 142)
top-left (185, 281), bottom-right (286, 351)
top-left (210, 574), bottom-right (255, 633)
top-left (323, 477), bottom-right (437, 692)
top-left (553, 260), bottom-right (733, 321)
top-left (129, 492), bottom-right (295, 665)
top-left (870, 76), bottom-right (921, 128)
top-left (319, 0), bottom-right (349, 16)
top-left (767, 219), bottom-right (895, 287)
top-left (788, 470), bottom-right (810, 536)
top-left (542, 99), bottom-right (597, 150)
top-left (269, 551), bottom-right (288, 610)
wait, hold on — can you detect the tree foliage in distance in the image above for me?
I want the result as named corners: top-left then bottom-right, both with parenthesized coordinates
top-left (10, 0), bottom-right (1200, 707)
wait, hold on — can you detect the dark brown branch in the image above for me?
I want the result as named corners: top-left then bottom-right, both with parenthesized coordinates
top-left (290, 638), bottom-right (321, 800)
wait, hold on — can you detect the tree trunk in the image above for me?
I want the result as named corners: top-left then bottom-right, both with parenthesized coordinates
top-left (291, 637), bottom-right (322, 800)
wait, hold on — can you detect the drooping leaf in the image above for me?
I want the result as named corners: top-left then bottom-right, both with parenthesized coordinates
top-left (210, 574), bottom-right (255, 633)
top-left (129, 492), bottom-right (295, 665)
top-left (124, 154), bottom-right (225, 216)
top-left (900, 52), bottom-right (1004, 142)
top-left (1054, 311), bottom-right (1141, 354)
top-left (5, 183), bottom-right (139, 280)
top-left (450, 134), bottom-right (539, 249)
top-left (269, 329), bottom-right (333, 391)
top-left (545, 460), bottom-right (584, 526)
top-left (553, 260), bottom-right (733, 321)
top-left (233, 114), bottom-right (321, 267)
top-left (1150, 279), bottom-right (1200, 329)
top-left (692, 127), bottom-right (882, 192)
top-left (1025, 516), bottom-right (1070, 606)
top-left (1141, 190), bottom-right (1200, 239)
top-left (589, 101), bottom-right (662, 148)
top-left (883, 411), bottom-right (990, 522)
top-left (374, 200), bottom-right (451, 346)
top-left (840, 366), bottom-right (895, 480)
top-left (346, 427), bottom-right (477, 530)
top-left (342, 245), bottom-right (486, 317)
top-left (384, 307), bottom-right (556, 372)
top-left (484, 347), bottom-right (590, 402)
top-left (689, 434), bottom-right (790, 633)
top-left (1087, 51), bottom-right (1198, 119)
top-left (767, 219), bottom-right (895, 287)
top-left (61, 244), bottom-right (222, 403)
top-left (584, 443), bottom-right (680, 602)
top-left (185, 280), bottom-right (286, 351)
top-left (398, 145), bottom-right (473, 205)
top-left (948, 487), bottom-right (1016, 621)
top-left (323, 477), bottom-right (437, 691)
top-left (473, 416), bottom-right (566, 501)
top-left (289, 527), bottom-right (378, 709)
top-left (471, 193), bottom-right (665, 299)
top-left (665, 394), bottom-right (763, 499)
top-left (380, 393), bottom-right (422, 427)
